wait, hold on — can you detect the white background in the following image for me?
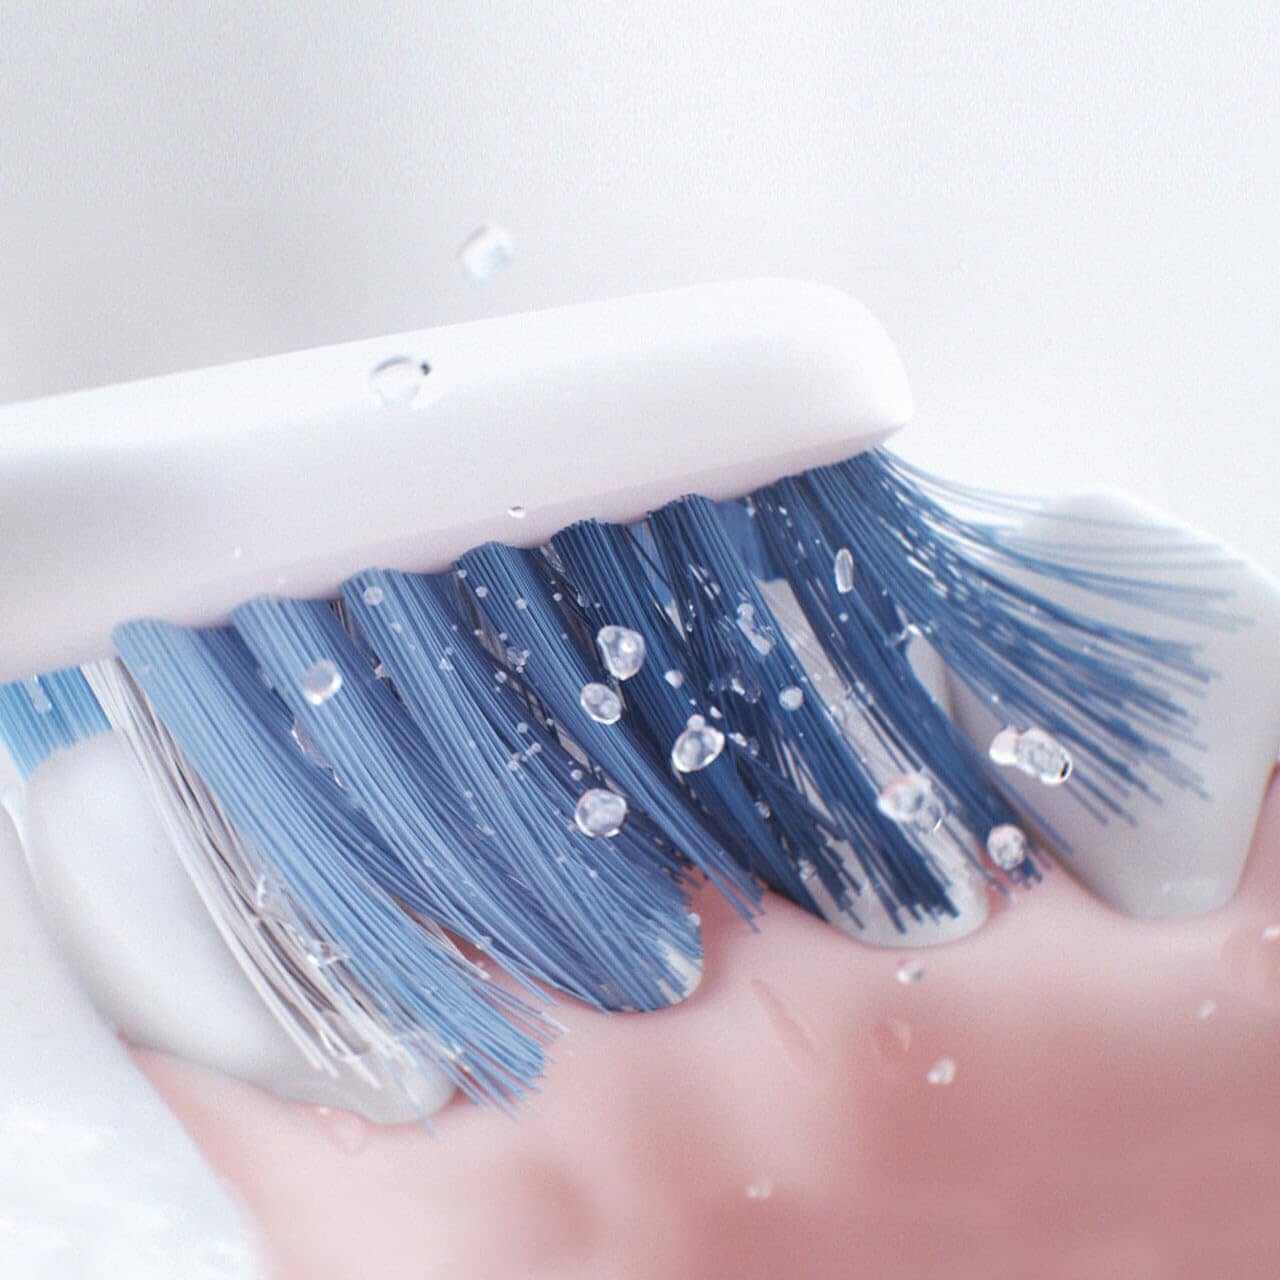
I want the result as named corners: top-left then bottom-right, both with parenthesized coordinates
top-left (2, 2), bottom-right (1277, 570)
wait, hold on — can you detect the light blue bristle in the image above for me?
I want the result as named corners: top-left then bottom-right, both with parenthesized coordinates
top-left (0, 667), bottom-right (110, 778)
top-left (112, 619), bottom-right (553, 1109)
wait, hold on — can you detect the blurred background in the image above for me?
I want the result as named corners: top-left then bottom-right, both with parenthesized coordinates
top-left (2, 2), bottom-right (1277, 569)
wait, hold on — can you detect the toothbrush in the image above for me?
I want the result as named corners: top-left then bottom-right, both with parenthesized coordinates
top-left (3, 279), bottom-right (1278, 1268)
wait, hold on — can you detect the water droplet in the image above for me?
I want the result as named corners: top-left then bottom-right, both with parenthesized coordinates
top-left (361, 585), bottom-right (384, 607)
top-left (474, 585), bottom-right (489, 599)
top-left (987, 726), bottom-right (1021, 765)
top-left (876, 772), bottom-right (946, 835)
top-left (370, 356), bottom-right (429, 406)
top-left (301, 659), bottom-right (343, 706)
top-left (985, 823), bottom-right (1028, 870)
top-left (575, 789), bottom-right (628, 838)
top-left (778, 685), bottom-right (804, 712)
top-left (671, 715), bottom-right (726, 773)
top-left (596, 625), bottom-right (646, 679)
top-left (313, 1105), bottom-right (368, 1155)
top-left (231, 545), bottom-right (244, 560)
top-left (579, 681), bottom-right (622, 724)
top-left (896, 958), bottom-right (925, 985)
top-left (754, 799), bottom-right (772, 819)
top-left (745, 1177), bottom-right (774, 1201)
top-left (507, 504), bottom-right (527, 520)
top-left (515, 596), bottom-right (529, 610)
top-left (23, 677), bottom-right (51, 715)
top-left (1014, 728), bottom-right (1073, 785)
top-left (570, 768), bottom-right (584, 782)
top-left (664, 669), bottom-right (685, 689)
top-left (304, 938), bottom-right (347, 969)
top-left (1196, 998), bottom-right (1217, 1021)
top-left (926, 1056), bottom-right (956, 1086)
top-left (735, 602), bottom-right (775, 656)
top-left (458, 222), bottom-right (514, 283)
top-left (834, 547), bottom-right (855, 594)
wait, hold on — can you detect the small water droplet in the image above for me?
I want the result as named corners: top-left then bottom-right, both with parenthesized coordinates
top-left (754, 799), bottom-right (772, 819)
top-left (304, 938), bottom-right (347, 969)
top-left (671, 715), bottom-right (726, 773)
top-left (474, 585), bottom-right (489, 599)
top-left (664, 669), bottom-right (685, 689)
top-left (23, 677), bottom-right (51, 715)
top-left (370, 356), bottom-right (429, 406)
top-left (926, 1056), bottom-right (956, 1086)
top-left (985, 823), bottom-right (1028, 870)
top-left (574, 788), bottom-right (628, 838)
top-left (231, 545), bottom-right (244, 560)
top-left (361, 585), bottom-right (384, 607)
top-left (596, 625), bottom-right (646, 679)
top-left (458, 222), bottom-right (514, 282)
top-left (507, 504), bottom-right (527, 520)
top-left (778, 685), bottom-right (804, 712)
top-left (515, 596), bottom-right (529, 610)
top-left (1196, 998), bottom-right (1217, 1021)
top-left (876, 772), bottom-right (946, 835)
top-left (735, 602), bottom-right (775, 656)
top-left (896, 958), bottom-right (925, 985)
top-left (570, 768), bottom-right (584, 782)
top-left (313, 1105), bottom-right (368, 1155)
top-left (834, 547), bottom-right (855, 594)
top-left (1014, 728), bottom-right (1073, 785)
top-left (301, 659), bottom-right (343, 707)
top-left (987, 726), bottom-right (1021, 765)
top-left (580, 681), bottom-right (622, 724)
top-left (745, 1176), bottom-right (774, 1201)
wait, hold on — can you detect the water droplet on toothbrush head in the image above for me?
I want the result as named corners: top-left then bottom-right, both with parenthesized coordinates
top-left (735, 602), bottom-right (775, 656)
top-left (778, 685), bottom-right (804, 712)
top-left (458, 223), bottom-right (514, 282)
top-left (574, 788), bottom-right (628, 838)
top-left (985, 823), bottom-right (1028, 870)
top-left (1014, 728), bottom-right (1073, 785)
top-left (23, 677), bottom-right (51, 715)
top-left (596, 625), bottom-right (646, 679)
top-left (833, 547), bottom-right (856, 594)
top-left (361, 585), bottom-right (384, 607)
top-left (579, 682), bottom-right (622, 724)
top-left (301, 660), bottom-right (343, 707)
top-left (876, 772), bottom-right (945, 835)
top-left (663, 669), bottom-right (685, 689)
top-left (671, 715), bottom-right (726, 773)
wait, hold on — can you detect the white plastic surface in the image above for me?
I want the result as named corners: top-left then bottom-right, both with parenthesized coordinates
top-left (0, 278), bottom-right (911, 681)
top-left (948, 493), bottom-right (1280, 919)
top-left (21, 734), bottom-right (447, 1123)
top-left (0, 807), bottom-right (264, 1279)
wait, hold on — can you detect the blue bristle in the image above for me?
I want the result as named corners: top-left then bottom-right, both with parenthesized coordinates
top-left (112, 619), bottom-right (553, 1109)
top-left (454, 540), bottom-right (764, 919)
top-left (0, 667), bottom-right (110, 778)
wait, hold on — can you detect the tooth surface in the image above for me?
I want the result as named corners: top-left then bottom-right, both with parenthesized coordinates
top-left (20, 732), bottom-right (450, 1123)
top-left (947, 492), bottom-right (1280, 918)
top-left (0, 805), bottom-right (265, 1277)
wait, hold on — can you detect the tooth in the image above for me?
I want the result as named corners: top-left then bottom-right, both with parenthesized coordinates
top-left (947, 492), bottom-right (1280, 918)
top-left (0, 804), bottom-right (265, 1276)
top-left (20, 731), bottom-right (451, 1123)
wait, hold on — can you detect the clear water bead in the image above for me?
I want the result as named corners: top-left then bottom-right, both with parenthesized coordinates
top-left (896, 958), bottom-right (925, 985)
top-left (987, 726), bottom-right (1021, 765)
top-left (926, 1057), bottom-right (957, 1086)
top-left (596, 625), bottom-right (646, 679)
top-left (579, 682), bottom-right (622, 725)
top-left (986, 823), bottom-right (1028, 870)
top-left (876, 772), bottom-right (945, 835)
top-left (457, 223), bottom-right (514, 283)
top-left (361, 585), bottom-right (384, 607)
top-left (369, 356), bottom-right (428, 406)
top-left (778, 686), bottom-right (804, 712)
top-left (664, 669), bottom-right (685, 689)
top-left (735, 602), bottom-right (775, 656)
top-left (1014, 728), bottom-right (1073, 785)
top-left (671, 714), bottom-right (726, 773)
top-left (507, 504), bottom-right (527, 520)
top-left (744, 1177), bottom-right (774, 1201)
top-left (574, 788), bottom-right (628, 838)
top-left (301, 660), bottom-right (343, 707)
top-left (834, 547), bottom-right (856, 594)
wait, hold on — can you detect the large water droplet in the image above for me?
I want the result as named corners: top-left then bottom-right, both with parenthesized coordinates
top-left (735, 602), bottom-right (775, 656)
top-left (987, 726), bottom-right (1021, 765)
top-left (985, 823), bottom-right (1028, 870)
top-left (834, 547), bottom-right (856, 594)
top-left (301, 659), bottom-right (343, 707)
top-left (926, 1056), bottom-right (957, 1086)
top-left (1014, 728), bottom-right (1073, 785)
top-left (876, 772), bottom-right (946, 835)
top-left (361, 585), bottom-right (384, 607)
top-left (671, 714), bottom-right (726, 773)
top-left (596, 625), bottom-right (646, 679)
top-left (579, 682), bottom-right (622, 724)
top-left (778, 685), bottom-right (804, 712)
top-left (663, 669), bottom-right (685, 689)
top-left (369, 356), bottom-right (429, 406)
top-left (574, 788), bottom-right (628, 838)
top-left (457, 223), bottom-right (514, 283)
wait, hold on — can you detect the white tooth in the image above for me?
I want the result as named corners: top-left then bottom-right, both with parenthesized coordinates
top-left (758, 579), bottom-right (987, 946)
top-left (21, 732), bottom-right (449, 1123)
top-left (0, 805), bottom-right (265, 1278)
top-left (947, 492), bottom-right (1280, 918)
